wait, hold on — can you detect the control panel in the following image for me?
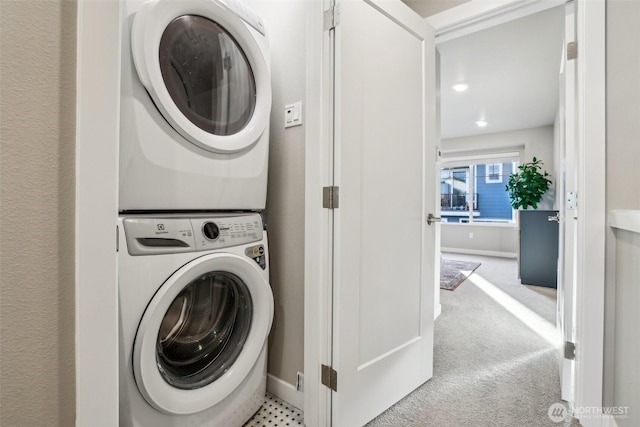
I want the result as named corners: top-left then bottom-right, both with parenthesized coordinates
top-left (191, 216), bottom-right (263, 251)
top-left (123, 214), bottom-right (263, 256)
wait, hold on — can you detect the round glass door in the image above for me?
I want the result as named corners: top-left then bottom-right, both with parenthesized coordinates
top-left (133, 253), bottom-right (273, 415)
top-left (157, 271), bottom-right (252, 390)
top-left (159, 15), bottom-right (256, 136)
top-left (131, 0), bottom-right (272, 154)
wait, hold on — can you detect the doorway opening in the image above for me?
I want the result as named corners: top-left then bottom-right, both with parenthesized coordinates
top-left (425, 3), bottom-right (570, 425)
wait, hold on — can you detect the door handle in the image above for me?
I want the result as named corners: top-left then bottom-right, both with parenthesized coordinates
top-left (427, 213), bottom-right (441, 226)
top-left (548, 214), bottom-right (560, 223)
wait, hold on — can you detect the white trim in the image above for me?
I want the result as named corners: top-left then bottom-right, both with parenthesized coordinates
top-left (441, 211), bottom-right (480, 217)
top-left (434, 303), bottom-right (442, 320)
top-left (442, 221), bottom-right (518, 228)
top-left (267, 374), bottom-right (304, 411)
top-left (442, 220), bottom-right (516, 228)
top-left (573, 0), bottom-right (605, 424)
top-left (75, 0), bottom-right (121, 424)
top-left (441, 151), bottom-right (520, 165)
top-left (427, 0), bottom-right (565, 43)
top-left (303, 0), bottom-right (332, 425)
top-left (441, 247), bottom-right (517, 259)
top-left (609, 210), bottom-right (640, 234)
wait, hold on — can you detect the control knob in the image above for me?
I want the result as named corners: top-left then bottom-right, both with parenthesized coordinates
top-left (202, 222), bottom-right (220, 240)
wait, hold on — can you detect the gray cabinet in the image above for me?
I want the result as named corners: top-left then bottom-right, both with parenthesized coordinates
top-left (519, 210), bottom-right (559, 288)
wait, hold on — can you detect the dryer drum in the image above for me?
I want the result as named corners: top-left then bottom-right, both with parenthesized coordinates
top-left (156, 271), bottom-right (253, 390)
top-left (159, 15), bottom-right (257, 136)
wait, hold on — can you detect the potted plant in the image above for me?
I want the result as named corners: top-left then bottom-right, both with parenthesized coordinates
top-left (507, 157), bottom-right (557, 288)
top-left (505, 157), bottom-right (552, 209)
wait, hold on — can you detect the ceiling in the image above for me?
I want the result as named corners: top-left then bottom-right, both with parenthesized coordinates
top-left (423, 5), bottom-right (565, 139)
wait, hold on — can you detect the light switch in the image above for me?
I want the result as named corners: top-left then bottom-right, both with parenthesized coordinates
top-left (284, 102), bottom-right (303, 128)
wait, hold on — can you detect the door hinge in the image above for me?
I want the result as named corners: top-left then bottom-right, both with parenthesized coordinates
top-left (565, 341), bottom-right (576, 360)
top-left (323, 186), bottom-right (339, 209)
top-left (567, 191), bottom-right (578, 210)
top-left (567, 41), bottom-right (578, 60)
top-left (116, 225), bottom-right (119, 252)
top-left (321, 364), bottom-right (338, 391)
top-left (324, 5), bottom-right (340, 31)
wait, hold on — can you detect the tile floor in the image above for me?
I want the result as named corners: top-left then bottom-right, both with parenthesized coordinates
top-left (243, 393), bottom-right (304, 427)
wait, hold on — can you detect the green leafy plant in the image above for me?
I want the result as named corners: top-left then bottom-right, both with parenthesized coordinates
top-left (505, 157), bottom-right (552, 209)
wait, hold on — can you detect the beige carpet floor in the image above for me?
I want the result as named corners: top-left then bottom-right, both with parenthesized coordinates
top-left (366, 253), bottom-right (578, 427)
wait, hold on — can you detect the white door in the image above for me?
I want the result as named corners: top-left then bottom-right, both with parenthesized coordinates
top-left (331, 0), bottom-right (437, 425)
top-left (558, 2), bottom-right (577, 404)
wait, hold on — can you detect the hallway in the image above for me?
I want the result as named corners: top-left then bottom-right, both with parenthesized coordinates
top-left (367, 254), bottom-right (576, 426)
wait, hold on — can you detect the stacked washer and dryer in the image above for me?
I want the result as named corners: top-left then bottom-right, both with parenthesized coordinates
top-left (117, 0), bottom-right (274, 426)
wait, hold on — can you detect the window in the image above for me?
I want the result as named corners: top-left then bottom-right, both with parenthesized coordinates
top-left (485, 163), bottom-right (503, 183)
top-left (440, 168), bottom-right (476, 211)
top-left (440, 159), bottom-right (517, 224)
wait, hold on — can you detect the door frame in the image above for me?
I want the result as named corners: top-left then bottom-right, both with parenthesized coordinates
top-left (304, 0), bottom-right (605, 426)
top-left (75, 0), bottom-right (121, 424)
top-left (303, 0), bottom-right (334, 425)
top-left (572, 0), bottom-right (605, 422)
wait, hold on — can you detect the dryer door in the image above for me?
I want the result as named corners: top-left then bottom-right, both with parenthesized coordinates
top-left (133, 253), bottom-right (273, 415)
top-left (131, 0), bottom-right (271, 154)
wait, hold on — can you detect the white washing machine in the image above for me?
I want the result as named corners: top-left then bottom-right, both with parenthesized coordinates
top-left (119, 0), bottom-right (271, 212)
top-left (118, 213), bottom-right (273, 426)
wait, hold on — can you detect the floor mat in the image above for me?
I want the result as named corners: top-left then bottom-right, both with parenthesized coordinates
top-left (440, 258), bottom-right (481, 291)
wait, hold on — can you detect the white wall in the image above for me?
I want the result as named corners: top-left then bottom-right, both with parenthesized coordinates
top-left (0, 1), bottom-right (76, 424)
top-left (246, 0), bottom-right (309, 389)
top-left (609, 224), bottom-right (640, 427)
top-left (604, 1), bottom-right (640, 424)
top-left (441, 223), bottom-right (517, 258)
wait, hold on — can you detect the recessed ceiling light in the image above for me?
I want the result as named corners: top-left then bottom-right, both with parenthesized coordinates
top-left (476, 120), bottom-right (488, 128)
top-left (452, 83), bottom-right (469, 92)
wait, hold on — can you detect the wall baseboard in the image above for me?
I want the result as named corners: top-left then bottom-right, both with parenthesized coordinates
top-left (441, 247), bottom-right (517, 259)
top-left (266, 374), bottom-right (304, 411)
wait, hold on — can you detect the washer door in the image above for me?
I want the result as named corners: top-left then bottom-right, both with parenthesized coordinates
top-left (131, 0), bottom-right (271, 153)
top-left (133, 253), bottom-right (273, 415)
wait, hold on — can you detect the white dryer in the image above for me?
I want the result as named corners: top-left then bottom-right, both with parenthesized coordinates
top-left (118, 213), bottom-right (273, 426)
top-left (119, 0), bottom-right (271, 211)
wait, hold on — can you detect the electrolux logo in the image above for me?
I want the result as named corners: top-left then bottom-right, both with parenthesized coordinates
top-left (155, 223), bottom-right (168, 235)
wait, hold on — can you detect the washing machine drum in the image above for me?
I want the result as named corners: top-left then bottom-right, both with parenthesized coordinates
top-left (131, 0), bottom-right (271, 153)
top-left (133, 254), bottom-right (273, 415)
top-left (156, 271), bottom-right (252, 390)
